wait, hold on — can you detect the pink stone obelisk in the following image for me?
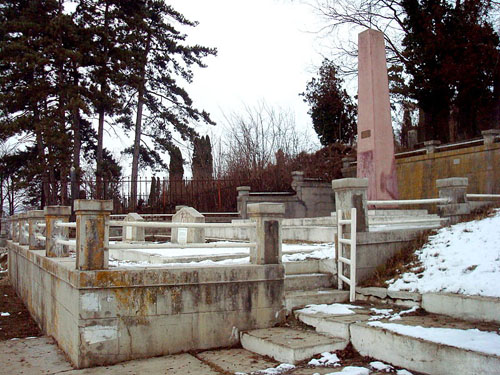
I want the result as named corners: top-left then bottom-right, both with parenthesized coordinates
top-left (357, 29), bottom-right (398, 201)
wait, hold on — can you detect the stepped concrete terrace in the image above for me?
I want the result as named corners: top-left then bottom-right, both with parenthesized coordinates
top-left (6, 201), bottom-right (287, 368)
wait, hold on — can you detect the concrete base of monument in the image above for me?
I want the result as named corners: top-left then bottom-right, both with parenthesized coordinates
top-left (7, 241), bottom-right (285, 369)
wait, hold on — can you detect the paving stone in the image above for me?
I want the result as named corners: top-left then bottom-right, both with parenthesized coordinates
top-left (355, 287), bottom-right (388, 299)
top-left (198, 348), bottom-right (277, 374)
top-left (387, 290), bottom-right (422, 301)
top-left (0, 336), bottom-right (73, 375)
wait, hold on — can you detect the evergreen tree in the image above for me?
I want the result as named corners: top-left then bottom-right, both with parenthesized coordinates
top-left (301, 59), bottom-right (357, 146)
top-left (192, 135), bottom-right (213, 180)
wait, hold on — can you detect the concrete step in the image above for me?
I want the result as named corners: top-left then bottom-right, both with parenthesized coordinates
top-left (240, 327), bottom-right (348, 364)
top-left (285, 289), bottom-right (349, 312)
top-left (351, 320), bottom-right (500, 375)
top-left (283, 260), bottom-right (320, 275)
top-left (284, 273), bottom-right (333, 292)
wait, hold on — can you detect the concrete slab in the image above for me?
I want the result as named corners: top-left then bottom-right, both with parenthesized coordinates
top-left (197, 348), bottom-right (277, 374)
top-left (241, 327), bottom-right (348, 364)
top-left (63, 353), bottom-right (220, 375)
top-left (285, 290), bottom-right (349, 312)
top-left (0, 336), bottom-right (73, 375)
top-left (295, 312), bottom-right (371, 340)
top-left (285, 273), bottom-right (333, 292)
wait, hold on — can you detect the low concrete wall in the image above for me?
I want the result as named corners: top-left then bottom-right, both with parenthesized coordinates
top-left (8, 241), bottom-right (285, 368)
top-left (422, 293), bottom-right (500, 324)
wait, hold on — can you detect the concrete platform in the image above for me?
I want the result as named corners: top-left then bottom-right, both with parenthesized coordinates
top-left (285, 289), bottom-right (349, 312)
top-left (197, 348), bottom-right (278, 374)
top-left (240, 327), bottom-right (348, 364)
top-left (0, 337), bottom-right (220, 375)
top-left (295, 310), bottom-right (371, 340)
top-left (285, 273), bottom-right (333, 291)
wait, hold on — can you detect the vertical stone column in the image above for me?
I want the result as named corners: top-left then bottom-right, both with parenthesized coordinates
top-left (407, 130), bottom-right (418, 149)
top-left (122, 213), bottom-right (145, 242)
top-left (436, 178), bottom-right (470, 224)
top-left (357, 29), bottom-right (398, 201)
top-left (11, 215), bottom-right (19, 243)
top-left (424, 140), bottom-right (441, 154)
top-left (482, 129), bottom-right (500, 145)
top-left (332, 178), bottom-right (369, 232)
top-left (237, 186), bottom-right (251, 219)
top-left (45, 206), bottom-right (71, 257)
top-left (74, 200), bottom-right (112, 270)
top-left (171, 207), bottom-right (205, 244)
top-left (6, 217), bottom-right (12, 240)
top-left (18, 213), bottom-right (29, 246)
top-left (28, 210), bottom-right (45, 250)
top-left (248, 203), bottom-right (284, 265)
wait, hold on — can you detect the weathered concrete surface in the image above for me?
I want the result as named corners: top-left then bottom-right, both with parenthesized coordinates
top-left (0, 337), bottom-right (221, 375)
top-left (74, 199), bottom-right (113, 270)
top-left (171, 207), bottom-right (205, 244)
top-left (121, 213), bottom-right (145, 243)
top-left (241, 327), bottom-right (348, 364)
top-left (28, 210), bottom-right (45, 250)
top-left (44, 206), bottom-right (71, 257)
top-left (295, 311), bottom-right (371, 341)
top-left (422, 292), bottom-right (500, 324)
top-left (285, 290), bottom-right (349, 312)
top-left (350, 320), bottom-right (500, 375)
top-left (357, 29), bottom-right (399, 201)
top-left (248, 203), bottom-right (284, 265)
top-left (332, 178), bottom-right (369, 232)
top-left (197, 348), bottom-right (278, 374)
top-left (7, 240), bottom-right (285, 369)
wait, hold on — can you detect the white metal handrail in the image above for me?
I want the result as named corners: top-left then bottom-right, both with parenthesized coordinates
top-left (367, 198), bottom-right (449, 206)
top-left (467, 194), bottom-right (500, 199)
top-left (109, 220), bottom-right (256, 229)
top-left (36, 234), bottom-right (46, 241)
top-left (37, 222), bottom-right (46, 228)
top-left (109, 242), bottom-right (256, 250)
top-left (337, 208), bottom-right (357, 302)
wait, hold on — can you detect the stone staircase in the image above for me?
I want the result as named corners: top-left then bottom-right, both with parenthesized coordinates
top-left (283, 259), bottom-right (348, 312)
top-left (241, 295), bottom-right (500, 374)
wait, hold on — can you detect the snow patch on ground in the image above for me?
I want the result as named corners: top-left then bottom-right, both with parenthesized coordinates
top-left (308, 352), bottom-right (341, 366)
top-left (368, 322), bottom-right (500, 356)
top-left (296, 303), bottom-right (362, 315)
top-left (388, 209), bottom-right (500, 298)
top-left (370, 361), bottom-right (393, 372)
top-left (327, 366), bottom-right (369, 375)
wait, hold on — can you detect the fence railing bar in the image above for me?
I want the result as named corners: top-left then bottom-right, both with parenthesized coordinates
top-left (55, 222), bottom-right (77, 228)
top-left (56, 239), bottom-right (76, 247)
top-left (467, 194), bottom-right (500, 199)
top-left (368, 198), bottom-right (450, 205)
top-left (108, 221), bottom-right (256, 229)
top-left (109, 242), bottom-right (256, 250)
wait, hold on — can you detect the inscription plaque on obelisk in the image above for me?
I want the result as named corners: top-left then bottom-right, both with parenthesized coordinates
top-left (357, 29), bottom-right (399, 201)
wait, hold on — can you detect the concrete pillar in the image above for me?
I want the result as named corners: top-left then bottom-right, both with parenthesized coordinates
top-left (28, 210), bottom-right (45, 250)
top-left (237, 186), bottom-right (251, 219)
top-left (5, 217), bottom-right (12, 240)
top-left (11, 215), bottom-right (19, 242)
top-left (408, 129), bottom-right (418, 149)
top-left (45, 206), bottom-right (71, 257)
top-left (482, 129), bottom-right (500, 145)
top-left (18, 213), bottom-right (29, 246)
top-left (357, 29), bottom-right (398, 201)
top-left (424, 140), bottom-right (441, 154)
top-left (332, 178), bottom-right (369, 232)
top-left (122, 213), bottom-right (145, 242)
top-left (436, 178), bottom-right (470, 224)
top-left (171, 207), bottom-right (205, 244)
top-left (74, 200), bottom-right (112, 271)
top-left (248, 203), bottom-right (284, 265)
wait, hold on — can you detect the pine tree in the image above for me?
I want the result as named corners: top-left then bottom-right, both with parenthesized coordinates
top-left (301, 59), bottom-right (357, 146)
top-left (192, 135), bottom-right (213, 180)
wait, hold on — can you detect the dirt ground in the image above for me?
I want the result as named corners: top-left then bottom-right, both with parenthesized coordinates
top-left (0, 274), bottom-right (42, 341)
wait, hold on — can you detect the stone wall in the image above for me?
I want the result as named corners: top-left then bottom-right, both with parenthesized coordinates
top-left (342, 136), bottom-right (500, 200)
top-left (8, 241), bottom-right (285, 368)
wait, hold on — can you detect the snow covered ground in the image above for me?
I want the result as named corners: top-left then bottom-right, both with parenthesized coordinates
top-left (109, 242), bottom-right (334, 268)
top-left (388, 209), bottom-right (500, 298)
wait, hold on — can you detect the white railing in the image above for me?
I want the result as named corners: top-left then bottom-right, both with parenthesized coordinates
top-left (55, 222), bottom-right (76, 228)
top-left (467, 194), bottom-right (500, 199)
top-left (109, 242), bottom-right (256, 250)
top-left (337, 208), bottom-right (357, 302)
top-left (367, 198), bottom-right (450, 206)
top-left (109, 221), bottom-right (255, 229)
top-left (56, 239), bottom-right (76, 248)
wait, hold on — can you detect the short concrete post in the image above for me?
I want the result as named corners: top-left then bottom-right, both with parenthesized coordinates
top-left (436, 178), bottom-right (470, 224)
top-left (171, 207), bottom-right (205, 244)
top-left (28, 210), bottom-right (45, 250)
top-left (408, 129), bottom-right (418, 149)
top-left (45, 206), bottom-right (71, 257)
top-left (424, 140), bottom-right (441, 154)
top-left (237, 186), bottom-right (251, 219)
top-left (18, 213), bottom-right (29, 246)
top-left (482, 129), bottom-right (500, 145)
top-left (74, 200), bottom-right (113, 271)
top-left (6, 217), bottom-right (12, 240)
top-left (122, 213), bottom-right (145, 242)
top-left (332, 178), bottom-right (369, 232)
top-left (248, 203), bottom-right (284, 265)
top-left (11, 215), bottom-right (19, 242)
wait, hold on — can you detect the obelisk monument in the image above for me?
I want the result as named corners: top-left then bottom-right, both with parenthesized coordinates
top-left (357, 29), bottom-right (399, 201)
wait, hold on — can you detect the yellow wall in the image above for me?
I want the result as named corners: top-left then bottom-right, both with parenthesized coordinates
top-left (396, 143), bottom-right (500, 200)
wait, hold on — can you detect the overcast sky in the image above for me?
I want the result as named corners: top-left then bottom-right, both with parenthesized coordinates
top-left (167, 0), bottom-right (327, 139)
